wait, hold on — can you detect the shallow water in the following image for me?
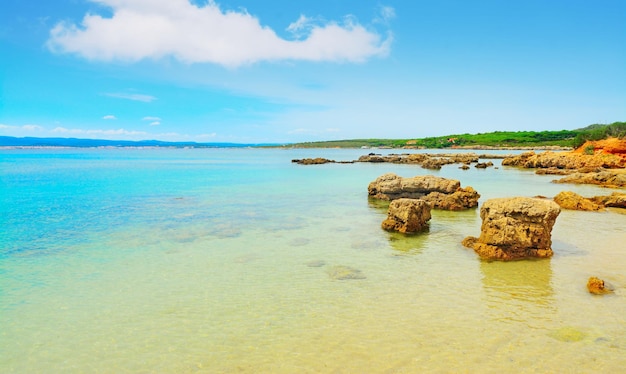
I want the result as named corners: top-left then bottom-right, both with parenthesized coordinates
top-left (1, 148), bottom-right (625, 373)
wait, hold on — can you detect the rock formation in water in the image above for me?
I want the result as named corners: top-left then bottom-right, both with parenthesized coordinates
top-left (421, 187), bottom-right (481, 211)
top-left (462, 197), bottom-right (561, 261)
top-left (367, 173), bottom-right (480, 210)
top-left (587, 277), bottom-right (613, 295)
top-left (501, 138), bottom-right (626, 187)
top-left (381, 198), bottom-right (431, 234)
top-left (553, 171), bottom-right (626, 188)
top-left (553, 191), bottom-right (626, 211)
top-left (553, 191), bottom-right (604, 211)
top-left (591, 192), bottom-right (626, 209)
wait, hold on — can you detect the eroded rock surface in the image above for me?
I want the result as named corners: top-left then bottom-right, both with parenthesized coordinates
top-left (554, 191), bottom-right (604, 211)
top-left (587, 277), bottom-right (613, 295)
top-left (381, 198), bottom-right (431, 234)
top-left (368, 173), bottom-right (480, 210)
top-left (553, 171), bottom-right (626, 188)
top-left (591, 192), bottom-right (626, 208)
top-left (462, 197), bottom-right (561, 261)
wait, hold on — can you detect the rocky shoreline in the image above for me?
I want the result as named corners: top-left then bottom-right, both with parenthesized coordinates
top-left (294, 137), bottom-right (626, 188)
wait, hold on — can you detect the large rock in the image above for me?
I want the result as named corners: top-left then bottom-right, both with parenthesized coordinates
top-left (462, 197), bottom-right (561, 260)
top-left (381, 198), bottom-right (431, 234)
top-left (421, 187), bottom-right (480, 211)
top-left (368, 173), bottom-right (480, 210)
top-left (554, 191), bottom-right (603, 211)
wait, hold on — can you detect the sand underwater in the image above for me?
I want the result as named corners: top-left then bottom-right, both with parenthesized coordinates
top-left (1, 147), bottom-right (625, 373)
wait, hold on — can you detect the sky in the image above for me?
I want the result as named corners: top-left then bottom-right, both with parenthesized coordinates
top-left (0, 0), bottom-right (624, 143)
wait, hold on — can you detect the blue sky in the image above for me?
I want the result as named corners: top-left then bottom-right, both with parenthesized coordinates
top-left (1, 0), bottom-right (624, 143)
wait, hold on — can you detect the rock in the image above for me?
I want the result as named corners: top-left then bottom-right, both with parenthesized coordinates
top-left (292, 158), bottom-right (335, 165)
top-left (587, 277), bottom-right (613, 295)
top-left (368, 173), bottom-right (480, 210)
top-left (535, 167), bottom-right (575, 175)
top-left (462, 197), bottom-right (561, 260)
top-left (327, 265), bottom-right (366, 280)
top-left (501, 138), bottom-right (626, 172)
top-left (553, 171), bottom-right (626, 188)
top-left (381, 198), bottom-right (431, 234)
top-left (591, 192), bottom-right (626, 208)
top-left (553, 191), bottom-right (604, 211)
top-left (475, 161), bottom-right (493, 168)
top-left (421, 187), bottom-right (480, 211)
top-left (421, 157), bottom-right (452, 169)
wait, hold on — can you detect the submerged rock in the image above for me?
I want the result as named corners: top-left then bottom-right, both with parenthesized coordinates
top-left (462, 197), bottom-right (561, 261)
top-left (548, 327), bottom-right (587, 342)
top-left (305, 260), bottom-right (326, 268)
top-left (327, 265), bottom-right (366, 280)
top-left (381, 198), bottom-right (431, 234)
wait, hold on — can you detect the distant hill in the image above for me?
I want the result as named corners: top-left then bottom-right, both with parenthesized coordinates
top-left (290, 122), bottom-right (626, 149)
top-left (0, 136), bottom-right (277, 148)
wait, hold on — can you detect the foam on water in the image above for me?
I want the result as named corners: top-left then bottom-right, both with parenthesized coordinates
top-left (1, 148), bottom-right (625, 373)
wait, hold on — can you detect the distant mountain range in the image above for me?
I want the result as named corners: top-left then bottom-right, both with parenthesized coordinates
top-left (0, 136), bottom-right (280, 148)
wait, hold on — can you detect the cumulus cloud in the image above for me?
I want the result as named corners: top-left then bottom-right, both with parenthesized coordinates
top-left (149, 121), bottom-right (161, 126)
top-left (105, 92), bottom-right (157, 102)
top-left (102, 114), bottom-right (117, 120)
top-left (142, 116), bottom-right (161, 121)
top-left (47, 0), bottom-right (393, 67)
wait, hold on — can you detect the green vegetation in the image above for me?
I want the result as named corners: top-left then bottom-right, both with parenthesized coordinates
top-left (290, 122), bottom-right (625, 149)
top-left (573, 121), bottom-right (626, 148)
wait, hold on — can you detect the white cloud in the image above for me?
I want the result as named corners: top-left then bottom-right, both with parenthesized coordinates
top-left (149, 121), bottom-right (161, 126)
top-left (52, 126), bottom-right (148, 137)
top-left (0, 124), bottom-right (46, 134)
top-left (22, 124), bottom-right (45, 131)
top-left (375, 6), bottom-right (396, 25)
top-left (105, 93), bottom-right (157, 102)
top-left (142, 116), bottom-right (162, 121)
top-left (47, 0), bottom-right (393, 67)
top-left (102, 115), bottom-right (117, 120)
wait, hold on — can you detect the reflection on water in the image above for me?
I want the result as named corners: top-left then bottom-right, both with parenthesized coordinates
top-left (480, 259), bottom-right (556, 327)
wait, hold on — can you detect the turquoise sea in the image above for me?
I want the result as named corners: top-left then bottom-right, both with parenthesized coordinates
top-left (1, 147), bottom-right (625, 373)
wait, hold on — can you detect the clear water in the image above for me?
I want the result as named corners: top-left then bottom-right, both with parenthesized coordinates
top-left (1, 148), bottom-right (625, 373)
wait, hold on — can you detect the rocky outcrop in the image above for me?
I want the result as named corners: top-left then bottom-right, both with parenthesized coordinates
top-left (587, 277), bottom-right (613, 295)
top-left (421, 187), bottom-right (480, 211)
top-left (357, 153), bottom-right (479, 166)
top-left (368, 173), bottom-right (480, 210)
top-left (462, 197), bottom-right (561, 261)
top-left (553, 171), bottom-right (626, 188)
top-left (381, 198), bottom-right (432, 234)
top-left (591, 192), bottom-right (626, 208)
top-left (475, 161), bottom-right (494, 169)
top-left (553, 191), bottom-right (604, 211)
top-left (292, 158), bottom-right (335, 165)
top-left (502, 148), bottom-right (625, 170)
